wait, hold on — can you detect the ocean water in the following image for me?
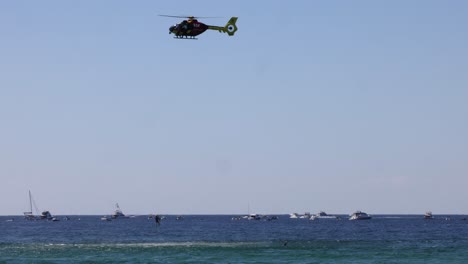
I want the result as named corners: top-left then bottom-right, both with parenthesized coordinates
top-left (1, 215), bottom-right (468, 263)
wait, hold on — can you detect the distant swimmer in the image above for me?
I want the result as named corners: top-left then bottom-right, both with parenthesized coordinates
top-left (155, 214), bottom-right (161, 225)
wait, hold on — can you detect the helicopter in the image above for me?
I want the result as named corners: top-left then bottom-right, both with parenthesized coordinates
top-left (160, 15), bottom-right (238, 39)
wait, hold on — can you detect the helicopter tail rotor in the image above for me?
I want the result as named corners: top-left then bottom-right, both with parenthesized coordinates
top-left (224, 17), bottom-right (238, 36)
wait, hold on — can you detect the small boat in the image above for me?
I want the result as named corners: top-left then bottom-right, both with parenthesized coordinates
top-left (310, 211), bottom-right (338, 220)
top-left (247, 214), bottom-right (261, 220)
top-left (300, 212), bottom-right (312, 219)
top-left (424, 211), bottom-right (433, 219)
top-left (349, 211), bottom-right (372, 220)
top-left (289, 213), bottom-right (299, 219)
top-left (111, 203), bottom-right (126, 219)
top-left (176, 215), bottom-right (184, 220)
top-left (101, 216), bottom-right (112, 221)
top-left (41, 211), bottom-right (53, 220)
top-left (51, 217), bottom-right (59, 222)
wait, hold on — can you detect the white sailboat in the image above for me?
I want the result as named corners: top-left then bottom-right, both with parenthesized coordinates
top-left (23, 190), bottom-right (36, 220)
top-left (111, 203), bottom-right (126, 219)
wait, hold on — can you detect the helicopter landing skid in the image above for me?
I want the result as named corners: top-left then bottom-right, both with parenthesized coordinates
top-left (174, 36), bottom-right (198, 40)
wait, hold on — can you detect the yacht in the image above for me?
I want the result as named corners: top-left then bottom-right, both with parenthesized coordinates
top-left (349, 211), bottom-right (372, 220)
top-left (111, 203), bottom-right (126, 219)
top-left (310, 211), bottom-right (338, 220)
top-left (247, 214), bottom-right (261, 220)
top-left (424, 211), bottom-right (433, 219)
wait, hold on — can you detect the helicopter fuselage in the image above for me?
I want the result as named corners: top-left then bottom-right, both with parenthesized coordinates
top-left (169, 20), bottom-right (208, 37)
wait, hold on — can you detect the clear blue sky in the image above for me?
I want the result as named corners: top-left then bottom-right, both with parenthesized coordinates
top-left (1, 0), bottom-right (467, 215)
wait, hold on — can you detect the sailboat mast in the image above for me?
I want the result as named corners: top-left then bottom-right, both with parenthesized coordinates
top-left (29, 190), bottom-right (32, 213)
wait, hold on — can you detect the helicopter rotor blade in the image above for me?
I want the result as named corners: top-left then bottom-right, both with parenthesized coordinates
top-left (158, 15), bottom-right (190, 18)
top-left (193, 16), bottom-right (222, 19)
top-left (158, 14), bottom-right (222, 19)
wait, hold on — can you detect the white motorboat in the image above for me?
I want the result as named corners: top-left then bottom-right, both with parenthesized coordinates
top-left (424, 211), bottom-right (433, 219)
top-left (310, 211), bottom-right (338, 220)
top-left (289, 213), bottom-right (300, 219)
top-left (349, 211), bottom-right (372, 220)
top-left (247, 214), bottom-right (261, 220)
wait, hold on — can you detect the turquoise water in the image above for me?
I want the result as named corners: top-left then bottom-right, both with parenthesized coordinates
top-left (1, 215), bottom-right (468, 263)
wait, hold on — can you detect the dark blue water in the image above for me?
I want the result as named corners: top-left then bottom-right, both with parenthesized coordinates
top-left (1, 215), bottom-right (468, 263)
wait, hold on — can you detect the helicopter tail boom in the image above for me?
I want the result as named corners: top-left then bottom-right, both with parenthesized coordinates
top-left (208, 17), bottom-right (238, 36)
